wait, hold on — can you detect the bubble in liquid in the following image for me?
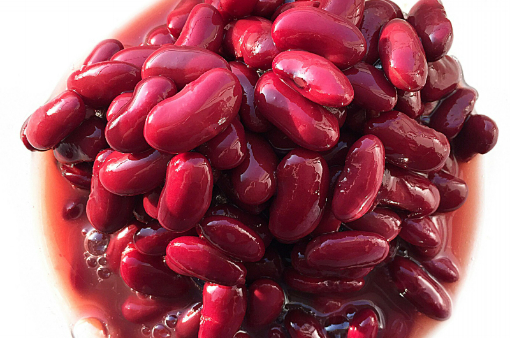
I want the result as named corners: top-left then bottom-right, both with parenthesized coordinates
top-left (97, 256), bottom-right (108, 266)
top-left (164, 314), bottom-right (178, 328)
top-left (152, 324), bottom-right (172, 338)
top-left (63, 200), bottom-right (85, 220)
top-left (72, 317), bottom-right (108, 338)
top-left (86, 256), bottom-right (98, 268)
top-left (97, 267), bottom-right (112, 279)
top-left (85, 230), bottom-right (110, 255)
top-left (141, 325), bottom-right (151, 336)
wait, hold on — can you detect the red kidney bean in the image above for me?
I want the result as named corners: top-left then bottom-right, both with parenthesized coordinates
top-left (224, 17), bottom-right (265, 58)
top-left (365, 111), bottom-right (450, 172)
top-left (145, 25), bottom-right (176, 46)
top-left (319, 130), bottom-right (357, 166)
top-left (343, 62), bottom-right (397, 113)
top-left (305, 231), bottom-right (389, 269)
top-left (158, 153), bottom-right (213, 232)
top-left (59, 162), bottom-right (92, 190)
top-left (360, 0), bottom-right (403, 64)
top-left (377, 165), bottom-right (440, 217)
top-left (241, 19), bottom-right (280, 70)
top-left (167, 0), bottom-right (203, 38)
top-left (310, 201), bottom-right (342, 236)
top-left (422, 55), bottom-right (461, 102)
top-left (105, 92), bottom-right (132, 121)
top-left (379, 19), bottom-right (428, 91)
top-left (200, 283), bottom-right (247, 338)
top-left (120, 244), bottom-right (191, 298)
top-left (145, 68), bottom-right (242, 153)
top-left (389, 256), bottom-right (452, 320)
top-left (121, 296), bottom-right (179, 324)
top-left (410, 214), bottom-right (445, 259)
top-left (230, 133), bottom-right (278, 205)
top-left (245, 246), bottom-right (284, 282)
top-left (407, 0), bottom-right (453, 62)
top-left (318, 0), bottom-right (365, 27)
top-left (216, 0), bottom-right (258, 19)
top-left (53, 116), bottom-right (107, 164)
top-left (82, 39), bottom-right (124, 66)
top-left (270, 1), bottom-right (321, 21)
top-left (441, 153), bottom-right (460, 177)
top-left (269, 148), bottom-right (329, 242)
top-left (216, 172), bottom-right (271, 215)
top-left (199, 216), bottom-right (266, 262)
top-left (67, 61), bottom-right (141, 108)
top-left (134, 221), bottom-right (191, 256)
top-left (25, 90), bottom-right (86, 150)
top-left (105, 222), bottom-right (141, 272)
top-left (265, 128), bottom-right (297, 157)
top-left (255, 71), bottom-right (339, 151)
top-left (175, 4), bottom-right (224, 53)
top-left (453, 114), bottom-right (499, 162)
top-left (395, 90), bottom-right (424, 119)
top-left (272, 51), bottom-right (354, 108)
top-left (143, 187), bottom-right (161, 220)
top-left (87, 150), bottom-right (135, 233)
top-left (347, 308), bottom-right (378, 338)
top-left (99, 149), bottom-right (171, 196)
top-left (175, 302), bottom-right (202, 338)
top-left (246, 279), bottom-right (285, 328)
top-left (429, 87), bottom-right (478, 139)
top-left (429, 170), bottom-right (468, 212)
top-left (421, 256), bottom-right (460, 283)
top-left (399, 216), bottom-right (441, 248)
top-left (229, 61), bottom-right (273, 133)
top-left (253, 0), bottom-right (284, 18)
top-left (332, 135), bottom-right (385, 222)
top-left (346, 207), bottom-right (401, 241)
top-left (272, 7), bottom-right (366, 69)
top-left (198, 118), bottom-right (247, 170)
top-left (20, 116), bottom-right (38, 151)
top-left (142, 45), bottom-right (230, 89)
top-left (285, 310), bottom-right (328, 338)
top-left (166, 236), bottom-right (247, 285)
top-left (106, 76), bottom-right (177, 153)
top-left (111, 45), bottom-right (159, 69)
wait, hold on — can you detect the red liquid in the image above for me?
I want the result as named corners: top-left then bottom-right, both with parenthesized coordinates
top-left (34, 1), bottom-right (482, 337)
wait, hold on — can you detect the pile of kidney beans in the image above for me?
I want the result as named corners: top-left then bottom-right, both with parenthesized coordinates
top-left (20, 0), bottom-right (499, 337)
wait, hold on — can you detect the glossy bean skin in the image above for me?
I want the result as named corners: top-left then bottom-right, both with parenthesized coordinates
top-left (240, 18), bottom-right (279, 70)
top-left (271, 1), bottom-right (321, 21)
top-left (347, 308), bottom-right (378, 338)
top-left (395, 90), bottom-right (424, 119)
top-left (86, 150), bottom-right (135, 233)
top-left (145, 68), bottom-right (242, 154)
top-left (20, 116), bottom-right (38, 151)
top-left (121, 296), bottom-right (181, 324)
top-left (255, 71), bottom-right (339, 151)
top-left (346, 207), bottom-right (401, 241)
top-left (310, 201), bottom-right (342, 237)
top-left (158, 153), bottom-right (213, 232)
top-left (198, 118), bottom-right (247, 170)
top-left (285, 267), bottom-right (365, 295)
top-left (67, 61), bottom-right (141, 108)
top-left (272, 7), bottom-right (366, 69)
top-left (106, 76), bottom-right (177, 153)
top-left (106, 92), bottom-right (132, 121)
top-left (111, 46), bottom-right (159, 69)
top-left (429, 88), bottom-right (477, 139)
top-left (224, 17), bottom-right (266, 58)
top-left (272, 51), bottom-right (354, 108)
top-left (412, 216), bottom-right (444, 259)
top-left (167, 0), bottom-right (203, 37)
top-left (99, 149), bottom-right (172, 196)
top-left (217, 0), bottom-right (258, 18)
top-left (421, 55), bottom-right (461, 102)
top-left (389, 256), bottom-right (452, 320)
top-left (319, 0), bottom-right (365, 26)
top-left (199, 283), bottom-right (247, 338)
top-left (175, 4), bottom-right (224, 53)
top-left (199, 216), bottom-right (266, 262)
top-left (377, 164), bottom-right (440, 217)
top-left (53, 116), bottom-right (107, 164)
top-left (216, 173), bottom-right (271, 215)
top-left (230, 133), bottom-right (278, 206)
top-left (305, 231), bottom-right (389, 269)
top-left (453, 114), bottom-right (499, 162)
top-left (245, 247), bottom-right (284, 282)
top-left (365, 111), bottom-right (450, 172)
top-left (142, 45), bottom-right (230, 89)
top-left (420, 256), bottom-right (460, 283)
top-left (134, 221), bottom-right (192, 256)
top-left (59, 162), bottom-right (92, 190)
top-left (379, 19), bottom-right (428, 91)
top-left (332, 135), bottom-right (385, 222)
top-left (252, 0), bottom-right (284, 18)
top-left (143, 188), bottom-right (161, 219)
top-left (229, 61), bottom-right (272, 133)
top-left (145, 25), bottom-right (176, 46)
top-left (285, 310), bottom-right (328, 338)
top-left (269, 148), bottom-right (329, 242)
top-left (360, 0), bottom-right (403, 64)
top-left (400, 216), bottom-right (441, 248)
top-left (429, 170), bottom-right (468, 212)
top-left (120, 244), bottom-right (191, 298)
top-left (407, 0), bottom-right (453, 62)
top-left (105, 222), bottom-right (141, 272)
top-left (246, 279), bottom-right (285, 328)
top-left (25, 90), bottom-right (86, 150)
top-left (83, 39), bottom-right (124, 66)
top-left (344, 62), bottom-right (397, 113)
top-left (175, 302), bottom-right (203, 338)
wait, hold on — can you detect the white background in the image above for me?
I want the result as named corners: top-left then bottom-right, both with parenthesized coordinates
top-left (0, 0), bottom-right (509, 337)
